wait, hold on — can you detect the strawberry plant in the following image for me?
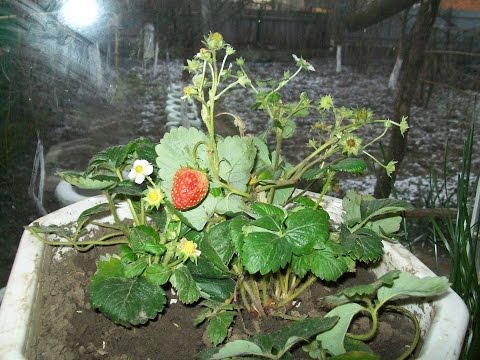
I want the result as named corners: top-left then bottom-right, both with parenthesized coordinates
top-left (28, 33), bottom-right (449, 358)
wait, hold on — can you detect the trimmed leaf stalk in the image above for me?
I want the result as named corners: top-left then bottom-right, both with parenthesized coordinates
top-left (277, 274), bottom-right (317, 308)
top-left (267, 128), bottom-right (284, 203)
top-left (29, 228), bottom-right (126, 251)
top-left (314, 171), bottom-right (335, 209)
top-left (105, 190), bottom-right (127, 234)
top-left (114, 168), bottom-right (141, 226)
top-left (242, 279), bottom-right (266, 317)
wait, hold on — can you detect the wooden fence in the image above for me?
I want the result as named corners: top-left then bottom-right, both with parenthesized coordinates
top-left (216, 10), bottom-right (329, 50)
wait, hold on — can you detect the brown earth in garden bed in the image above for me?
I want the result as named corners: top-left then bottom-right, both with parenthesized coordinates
top-left (28, 244), bottom-right (416, 360)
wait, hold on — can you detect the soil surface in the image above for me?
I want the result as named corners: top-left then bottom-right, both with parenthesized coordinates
top-left (29, 244), bottom-right (415, 360)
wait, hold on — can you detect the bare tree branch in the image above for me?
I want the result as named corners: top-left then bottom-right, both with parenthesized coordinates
top-left (345, 0), bottom-right (420, 31)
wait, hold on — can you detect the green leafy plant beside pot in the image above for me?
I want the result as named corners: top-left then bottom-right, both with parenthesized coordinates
top-left (28, 33), bottom-right (448, 358)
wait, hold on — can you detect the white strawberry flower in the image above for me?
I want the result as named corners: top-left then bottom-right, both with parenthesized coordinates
top-left (128, 159), bottom-right (153, 184)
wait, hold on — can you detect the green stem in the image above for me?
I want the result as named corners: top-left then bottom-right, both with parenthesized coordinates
top-left (364, 126), bottom-right (389, 149)
top-left (282, 267), bottom-right (291, 297)
top-left (267, 128), bottom-right (283, 203)
top-left (215, 79), bottom-right (240, 100)
top-left (243, 280), bottom-right (266, 317)
top-left (386, 305), bottom-right (421, 360)
top-left (115, 169), bottom-right (140, 226)
top-left (215, 179), bottom-right (253, 199)
top-left (239, 281), bottom-right (252, 312)
top-left (273, 66), bottom-right (302, 93)
top-left (362, 150), bottom-right (387, 170)
top-left (261, 277), bottom-right (268, 306)
top-left (285, 137), bottom-right (337, 181)
top-left (31, 230), bottom-right (126, 251)
top-left (314, 171), bottom-right (335, 209)
top-left (346, 307), bottom-right (378, 342)
top-left (167, 258), bottom-right (183, 269)
top-left (140, 198), bottom-right (145, 225)
top-left (91, 221), bottom-right (122, 230)
top-left (277, 275), bottom-right (317, 308)
top-left (162, 249), bottom-right (175, 266)
top-left (218, 52), bottom-right (228, 81)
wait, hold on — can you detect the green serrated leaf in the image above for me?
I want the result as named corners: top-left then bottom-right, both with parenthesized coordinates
top-left (26, 223), bottom-right (72, 239)
top-left (342, 191), bottom-right (362, 226)
top-left (229, 216), bottom-right (249, 257)
top-left (245, 215), bottom-right (283, 233)
top-left (333, 270), bottom-right (401, 299)
top-left (190, 230), bottom-right (230, 277)
top-left (302, 167), bottom-right (328, 180)
top-left (272, 316), bottom-right (339, 350)
top-left (251, 333), bottom-right (274, 353)
top-left (58, 171), bottom-right (117, 190)
top-left (291, 254), bottom-right (310, 278)
top-left (210, 187), bottom-right (223, 197)
top-left (211, 340), bottom-right (265, 359)
top-left (285, 208), bottom-right (329, 255)
top-left (309, 250), bottom-right (349, 281)
top-left (88, 257), bottom-right (166, 326)
top-left (135, 139), bottom-right (157, 165)
top-left (331, 158), bottom-right (367, 173)
top-left (86, 147), bottom-right (120, 171)
top-left (119, 244), bottom-right (136, 263)
top-left (281, 119), bottom-right (296, 139)
top-left (341, 228), bottom-right (384, 262)
top-left (272, 184), bottom-right (295, 207)
top-left (128, 225), bottom-right (160, 253)
top-left (194, 307), bottom-right (212, 326)
top-left (218, 136), bottom-right (256, 192)
top-left (251, 202), bottom-right (287, 220)
top-left (316, 303), bottom-right (364, 355)
top-left (144, 263), bottom-right (172, 286)
top-left (241, 232), bottom-right (292, 275)
top-left (329, 351), bottom-right (380, 360)
top-left (360, 198), bottom-right (413, 223)
top-left (143, 242), bottom-right (166, 256)
top-left (252, 136), bottom-right (272, 166)
top-left (171, 265), bottom-right (201, 304)
top-left (150, 208), bottom-right (168, 230)
top-left (207, 310), bottom-right (235, 346)
top-left (193, 277), bottom-right (235, 301)
top-left (294, 196), bottom-right (317, 208)
top-left (124, 257), bottom-right (148, 278)
top-left (109, 181), bottom-right (144, 196)
top-left (377, 272), bottom-right (449, 306)
top-left (76, 203), bottom-right (110, 228)
top-left (208, 221), bottom-right (236, 265)
top-left (343, 336), bottom-right (375, 355)
top-left (86, 143), bottom-right (137, 173)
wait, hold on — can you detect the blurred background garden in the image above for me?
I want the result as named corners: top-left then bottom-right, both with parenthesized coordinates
top-left (0, 0), bottom-right (479, 357)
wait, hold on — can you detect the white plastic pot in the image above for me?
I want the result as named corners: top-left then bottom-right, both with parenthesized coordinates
top-left (0, 195), bottom-right (469, 359)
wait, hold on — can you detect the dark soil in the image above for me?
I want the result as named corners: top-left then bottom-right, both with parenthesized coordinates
top-left (28, 244), bottom-right (416, 360)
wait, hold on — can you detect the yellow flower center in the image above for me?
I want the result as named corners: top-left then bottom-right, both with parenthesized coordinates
top-left (183, 241), bottom-right (197, 256)
top-left (135, 165), bottom-right (144, 174)
top-left (148, 191), bottom-right (160, 202)
top-left (347, 139), bottom-right (356, 148)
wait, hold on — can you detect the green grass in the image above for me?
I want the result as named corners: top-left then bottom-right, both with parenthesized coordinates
top-left (432, 126), bottom-right (480, 359)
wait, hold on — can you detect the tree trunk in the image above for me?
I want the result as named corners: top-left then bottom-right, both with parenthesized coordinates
top-left (374, 0), bottom-right (441, 198)
top-left (388, 8), bottom-right (409, 89)
top-left (345, 0), bottom-right (419, 32)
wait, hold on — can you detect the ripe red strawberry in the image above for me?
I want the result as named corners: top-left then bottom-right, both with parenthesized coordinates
top-left (171, 168), bottom-right (209, 210)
